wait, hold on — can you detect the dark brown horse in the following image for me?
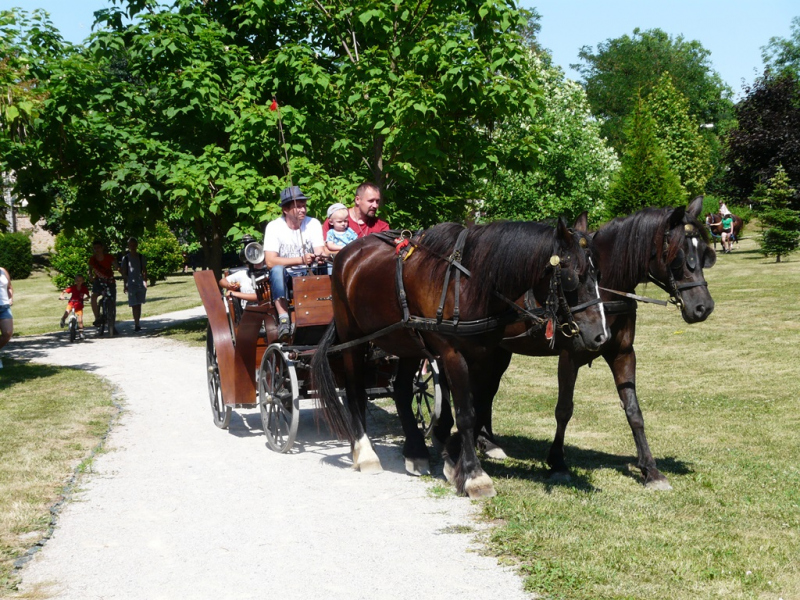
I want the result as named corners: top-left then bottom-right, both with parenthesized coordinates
top-left (312, 218), bottom-right (609, 498)
top-left (430, 197), bottom-right (716, 489)
top-left (705, 212), bottom-right (743, 248)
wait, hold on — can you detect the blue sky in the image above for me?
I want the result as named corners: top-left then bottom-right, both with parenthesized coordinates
top-left (5, 0), bottom-right (798, 96)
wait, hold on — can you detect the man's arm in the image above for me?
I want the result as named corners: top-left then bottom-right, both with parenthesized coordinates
top-left (264, 250), bottom-right (315, 268)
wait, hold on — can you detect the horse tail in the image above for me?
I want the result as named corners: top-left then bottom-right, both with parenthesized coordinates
top-left (311, 321), bottom-right (355, 442)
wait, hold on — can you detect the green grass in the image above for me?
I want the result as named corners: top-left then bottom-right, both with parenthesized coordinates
top-left (0, 359), bottom-right (117, 594)
top-left (10, 270), bottom-right (202, 337)
top-left (157, 317), bottom-right (207, 346)
top-left (478, 236), bottom-right (800, 599)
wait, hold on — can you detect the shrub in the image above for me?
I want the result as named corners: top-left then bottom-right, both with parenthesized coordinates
top-left (49, 231), bottom-right (93, 290)
top-left (0, 232), bottom-right (33, 279)
top-left (139, 223), bottom-right (183, 286)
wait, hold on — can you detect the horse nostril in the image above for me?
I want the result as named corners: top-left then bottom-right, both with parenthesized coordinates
top-left (595, 332), bottom-right (608, 347)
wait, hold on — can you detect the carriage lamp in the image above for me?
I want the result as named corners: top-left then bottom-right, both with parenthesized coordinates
top-left (243, 242), bottom-right (265, 265)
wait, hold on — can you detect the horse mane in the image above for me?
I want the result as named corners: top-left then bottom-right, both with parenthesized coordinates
top-left (594, 208), bottom-right (673, 291)
top-left (415, 221), bottom-right (568, 314)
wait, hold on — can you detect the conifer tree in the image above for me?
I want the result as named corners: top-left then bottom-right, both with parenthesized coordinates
top-left (606, 95), bottom-right (685, 218)
top-left (756, 165), bottom-right (800, 262)
top-left (646, 73), bottom-right (712, 197)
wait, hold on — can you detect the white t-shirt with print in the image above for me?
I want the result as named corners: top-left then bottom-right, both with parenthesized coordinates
top-left (263, 216), bottom-right (325, 273)
top-left (226, 269), bottom-right (255, 308)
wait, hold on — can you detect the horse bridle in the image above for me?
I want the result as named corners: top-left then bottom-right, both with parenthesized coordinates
top-left (647, 223), bottom-right (710, 310)
top-left (500, 241), bottom-right (603, 344)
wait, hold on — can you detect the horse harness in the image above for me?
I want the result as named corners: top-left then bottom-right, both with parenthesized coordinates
top-left (647, 223), bottom-right (709, 310)
top-left (326, 228), bottom-right (600, 353)
top-left (597, 222), bottom-right (710, 314)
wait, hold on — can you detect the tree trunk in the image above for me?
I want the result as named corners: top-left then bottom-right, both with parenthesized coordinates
top-left (193, 215), bottom-right (224, 280)
top-left (372, 134), bottom-right (385, 187)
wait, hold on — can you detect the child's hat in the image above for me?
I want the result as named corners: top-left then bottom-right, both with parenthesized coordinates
top-left (326, 202), bottom-right (347, 219)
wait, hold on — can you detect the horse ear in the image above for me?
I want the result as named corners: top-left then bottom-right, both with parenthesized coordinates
top-left (668, 205), bottom-right (686, 228)
top-left (557, 216), bottom-right (571, 241)
top-left (573, 211), bottom-right (589, 233)
top-left (687, 196), bottom-right (704, 219)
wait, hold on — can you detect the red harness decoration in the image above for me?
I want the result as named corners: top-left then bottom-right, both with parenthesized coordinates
top-left (395, 238), bottom-right (410, 255)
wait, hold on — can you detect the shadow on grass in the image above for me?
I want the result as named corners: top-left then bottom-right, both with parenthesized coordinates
top-left (0, 357), bottom-right (69, 383)
top-left (480, 433), bottom-right (693, 492)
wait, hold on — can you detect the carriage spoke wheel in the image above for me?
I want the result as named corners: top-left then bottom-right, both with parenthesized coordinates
top-left (206, 325), bottom-right (231, 429)
top-left (413, 359), bottom-right (442, 437)
top-left (258, 344), bottom-right (300, 453)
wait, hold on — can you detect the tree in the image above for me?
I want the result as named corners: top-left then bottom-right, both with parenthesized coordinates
top-left (754, 165), bottom-right (800, 262)
top-left (0, 8), bottom-right (69, 231)
top-left (606, 95), bottom-right (685, 218)
top-left (7, 0), bottom-right (545, 276)
top-left (762, 16), bottom-right (800, 77)
top-left (645, 73), bottom-right (712, 197)
top-left (723, 71), bottom-right (800, 207)
top-left (574, 28), bottom-right (733, 153)
top-left (480, 54), bottom-right (619, 224)
top-left (139, 222), bottom-right (184, 286)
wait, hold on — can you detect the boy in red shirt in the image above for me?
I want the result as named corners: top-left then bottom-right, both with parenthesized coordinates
top-left (59, 274), bottom-right (90, 337)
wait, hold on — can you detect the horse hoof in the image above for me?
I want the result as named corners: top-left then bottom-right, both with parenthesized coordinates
top-left (484, 447), bottom-right (508, 460)
top-left (645, 478), bottom-right (672, 491)
top-left (358, 458), bottom-right (384, 474)
top-left (465, 473), bottom-right (496, 499)
top-left (548, 470), bottom-right (571, 482)
top-left (405, 457), bottom-right (430, 477)
top-left (443, 458), bottom-right (456, 483)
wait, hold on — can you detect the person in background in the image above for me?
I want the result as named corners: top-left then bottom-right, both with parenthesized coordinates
top-left (89, 240), bottom-right (119, 327)
top-left (719, 199), bottom-right (731, 217)
top-left (325, 202), bottom-right (358, 254)
top-left (720, 213), bottom-right (735, 254)
top-left (59, 274), bottom-right (90, 338)
top-left (263, 185), bottom-right (327, 341)
top-left (120, 237), bottom-right (148, 332)
top-left (0, 266), bottom-right (13, 369)
top-left (322, 182), bottom-right (390, 239)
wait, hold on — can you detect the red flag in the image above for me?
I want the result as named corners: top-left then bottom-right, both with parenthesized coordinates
top-left (270, 99), bottom-right (278, 111)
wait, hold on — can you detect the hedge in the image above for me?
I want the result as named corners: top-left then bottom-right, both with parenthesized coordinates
top-left (0, 232), bottom-right (33, 279)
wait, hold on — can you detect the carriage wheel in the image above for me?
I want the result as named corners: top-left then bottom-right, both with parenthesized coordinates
top-left (258, 344), bottom-right (300, 453)
top-left (413, 359), bottom-right (442, 437)
top-left (206, 325), bottom-right (231, 429)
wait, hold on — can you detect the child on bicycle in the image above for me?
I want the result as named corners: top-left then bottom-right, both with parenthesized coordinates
top-left (59, 274), bottom-right (90, 337)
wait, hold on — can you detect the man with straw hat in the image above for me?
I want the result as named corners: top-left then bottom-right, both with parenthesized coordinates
top-left (263, 185), bottom-right (327, 341)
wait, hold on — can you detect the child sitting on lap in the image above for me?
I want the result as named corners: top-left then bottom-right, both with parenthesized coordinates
top-left (325, 202), bottom-right (358, 253)
top-left (59, 274), bottom-right (90, 337)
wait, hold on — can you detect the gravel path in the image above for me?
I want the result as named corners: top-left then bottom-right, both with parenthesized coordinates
top-left (9, 309), bottom-right (529, 600)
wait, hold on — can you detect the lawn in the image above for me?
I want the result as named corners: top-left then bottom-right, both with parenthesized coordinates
top-left (9, 270), bottom-right (202, 337)
top-left (478, 235), bottom-right (800, 599)
top-left (0, 360), bottom-right (117, 594)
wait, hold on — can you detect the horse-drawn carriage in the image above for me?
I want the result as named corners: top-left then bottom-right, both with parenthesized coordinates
top-left (194, 240), bottom-right (442, 453)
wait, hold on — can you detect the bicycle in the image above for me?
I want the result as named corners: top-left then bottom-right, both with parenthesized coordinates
top-left (62, 300), bottom-right (82, 343)
top-left (95, 279), bottom-right (117, 338)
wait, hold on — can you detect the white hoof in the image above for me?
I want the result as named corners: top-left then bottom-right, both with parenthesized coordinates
top-left (405, 457), bottom-right (430, 477)
top-left (645, 478), bottom-right (673, 491)
top-left (353, 434), bottom-right (383, 474)
top-left (485, 447), bottom-right (508, 460)
top-left (465, 473), bottom-right (496, 499)
top-left (358, 458), bottom-right (384, 474)
top-left (443, 457), bottom-right (456, 483)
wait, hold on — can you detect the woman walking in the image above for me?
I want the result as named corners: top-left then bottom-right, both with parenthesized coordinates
top-left (0, 266), bottom-right (13, 368)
